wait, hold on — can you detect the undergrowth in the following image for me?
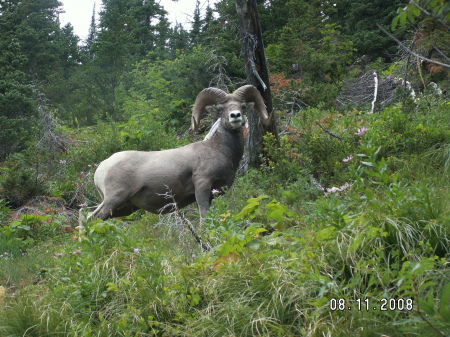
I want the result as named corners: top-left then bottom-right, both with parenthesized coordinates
top-left (1, 95), bottom-right (450, 336)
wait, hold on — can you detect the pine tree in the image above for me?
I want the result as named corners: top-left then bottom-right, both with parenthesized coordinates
top-left (77, 0), bottom-right (170, 120)
top-left (85, 3), bottom-right (97, 59)
top-left (190, 0), bottom-right (202, 45)
top-left (0, 0), bottom-right (69, 159)
top-left (201, 0), bottom-right (247, 83)
top-left (168, 23), bottom-right (190, 58)
top-left (332, 0), bottom-right (403, 59)
top-left (202, 3), bottom-right (214, 35)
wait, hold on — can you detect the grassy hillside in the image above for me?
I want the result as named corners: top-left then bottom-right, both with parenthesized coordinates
top-left (1, 95), bottom-right (450, 336)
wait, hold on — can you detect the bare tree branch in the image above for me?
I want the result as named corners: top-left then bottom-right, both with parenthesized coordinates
top-left (376, 24), bottom-right (450, 69)
top-left (315, 122), bottom-right (342, 141)
top-left (410, 0), bottom-right (450, 32)
top-left (433, 45), bottom-right (450, 63)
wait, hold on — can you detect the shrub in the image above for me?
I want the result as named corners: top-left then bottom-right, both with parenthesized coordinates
top-left (0, 152), bottom-right (49, 207)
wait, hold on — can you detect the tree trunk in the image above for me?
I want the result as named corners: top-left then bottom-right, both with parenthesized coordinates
top-left (236, 0), bottom-right (279, 169)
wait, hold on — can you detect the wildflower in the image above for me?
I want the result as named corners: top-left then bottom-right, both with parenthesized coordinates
top-left (133, 248), bottom-right (140, 254)
top-left (326, 187), bottom-right (340, 194)
top-left (342, 155), bottom-right (353, 162)
top-left (324, 182), bottom-right (352, 196)
top-left (88, 164), bottom-right (92, 167)
top-left (54, 252), bottom-right (63, 257)
top-left (59, 160), bottom-right (67, 164)
top-left (78, 203), bottom-right (88, 207)
top-left (211, 189), bottom-right (221, 195)
top-left (339, 182), bottom-right (351, 191)
top-left (354, 127), bottom-right (369, 136)
top-left (73, 249), bottom-right (82, 254)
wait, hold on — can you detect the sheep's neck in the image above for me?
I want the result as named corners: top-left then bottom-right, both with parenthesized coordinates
top-left (213, 128), bottom-right (244, 169)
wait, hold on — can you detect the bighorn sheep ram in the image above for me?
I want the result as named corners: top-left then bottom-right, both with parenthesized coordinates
top-left (90, 85), bottom-right (270, 220)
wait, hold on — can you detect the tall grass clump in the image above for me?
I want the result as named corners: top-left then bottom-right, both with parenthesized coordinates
top-left (1, 95), bottom-right (450, 336)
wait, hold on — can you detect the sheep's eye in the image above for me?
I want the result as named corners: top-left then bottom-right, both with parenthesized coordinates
top-left (216, 104), bottom-right (224, 113)
top-left (241, 103), bottom-right (247, 110)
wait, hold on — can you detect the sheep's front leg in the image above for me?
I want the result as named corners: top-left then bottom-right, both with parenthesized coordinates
top-left (194, 182), bottom-right (213, 218)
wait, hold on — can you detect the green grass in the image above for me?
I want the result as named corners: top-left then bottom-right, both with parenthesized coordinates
top-left (1, 96), bottom-right (450, 336)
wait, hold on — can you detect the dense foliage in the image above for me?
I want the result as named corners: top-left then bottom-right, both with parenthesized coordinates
top-left (0, 0), bottom-right (449, 335)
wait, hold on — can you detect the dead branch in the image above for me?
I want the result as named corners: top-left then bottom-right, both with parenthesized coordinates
top-left (409, 0), bottom-right (450, 32)
top-left (376, 24), bottom-right (450, 69)
top-left (315, 122), bottom-right (342, 141)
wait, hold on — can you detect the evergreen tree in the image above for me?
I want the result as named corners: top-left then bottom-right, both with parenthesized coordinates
top-left (84, 3), bottom-right (97, 59)
top-left (264, 0), bottom-right (336, 75)
top-left (79, 0), bottom-right (170, 121)
top-left (202, 3), bottom-right (215, 35)
top-left (332, 0), bottom-right (403, 59)
top-left (201, 0), bottom-right (247, 84)
top-left (168, 23), bottom-right (190, 59)
top-left (43, 23), bottom-right (81, 109)
top-left (190, 0), bottom-right (202, 45)
top-left (256, 0), bottom-right (291, 45)
top-left (187, 1), bottom-right (216, 49)
top-left (129, 0), bottom-right (170, 59)
top-left (0, 0), bottom-right (68, 159)
top-left (12, 0), bottom-right (64, 80)
top-left (57, 24), bottom-right (80, 80)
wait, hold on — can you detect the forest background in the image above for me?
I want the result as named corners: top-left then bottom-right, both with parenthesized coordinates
top-left (1, 0), bottom-right (450, 336)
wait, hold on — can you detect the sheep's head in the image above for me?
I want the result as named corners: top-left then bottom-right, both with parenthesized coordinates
top-left (217, 99), bottom-right (248, 130)
top-left (191, 85), bottom-right (270, 133)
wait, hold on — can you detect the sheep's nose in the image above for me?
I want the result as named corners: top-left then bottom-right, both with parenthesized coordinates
top-left (230, 112), bottom-right (241, 119)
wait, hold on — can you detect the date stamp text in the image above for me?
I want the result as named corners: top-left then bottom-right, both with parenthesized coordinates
top-left (329, 298), bottom-right (413, 311)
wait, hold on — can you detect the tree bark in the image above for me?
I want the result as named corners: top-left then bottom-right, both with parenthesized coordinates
top-left (236, 0), bottom-right (279, 168)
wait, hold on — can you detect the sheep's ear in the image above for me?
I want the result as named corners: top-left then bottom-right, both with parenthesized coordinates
top-left (205, 105), bottom-right (216, 115)
top-left (245, 102), bottom-right (255, 112)
top-left (202, 105), bottom-right (221, 122)
top-left (233, 85), bottom-right (270, 127)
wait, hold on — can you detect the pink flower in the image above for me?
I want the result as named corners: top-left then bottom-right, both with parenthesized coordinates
top-left (339, 182), bottom-right (351, 191)
top-left (342, 155), bottom-right (353, 162)
top-left (211, 189), bottom-right (221, 195)
top-left (73, 249), bottom-right (82, 254)
top-left (355, 127), bottom-right (369, 136)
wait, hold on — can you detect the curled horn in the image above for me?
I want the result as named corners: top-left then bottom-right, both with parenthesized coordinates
top-left (191, 87), bottom-right (228, 132)
top-left (233, 85), bottom-right (270, 127)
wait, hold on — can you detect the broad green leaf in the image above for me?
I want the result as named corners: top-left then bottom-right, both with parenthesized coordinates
top-left (438, 282), bottom-right (450, 320)
top-left (391, 16), bottom-right (399, 31)
top-left (407, 10), bottom-right (415, 24)
top-left (244, 239), bottom-right (261, 251)
top-left (362, 161), bottom-right (375, 167)
top-left (399, 12), bottom-right (407, 29)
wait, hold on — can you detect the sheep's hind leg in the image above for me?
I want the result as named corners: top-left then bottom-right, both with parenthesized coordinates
top-left (92, 199), bottom-right (136, 220)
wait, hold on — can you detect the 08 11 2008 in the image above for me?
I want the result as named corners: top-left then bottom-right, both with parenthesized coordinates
top-left (329, 298), bottom-right (414, 311)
